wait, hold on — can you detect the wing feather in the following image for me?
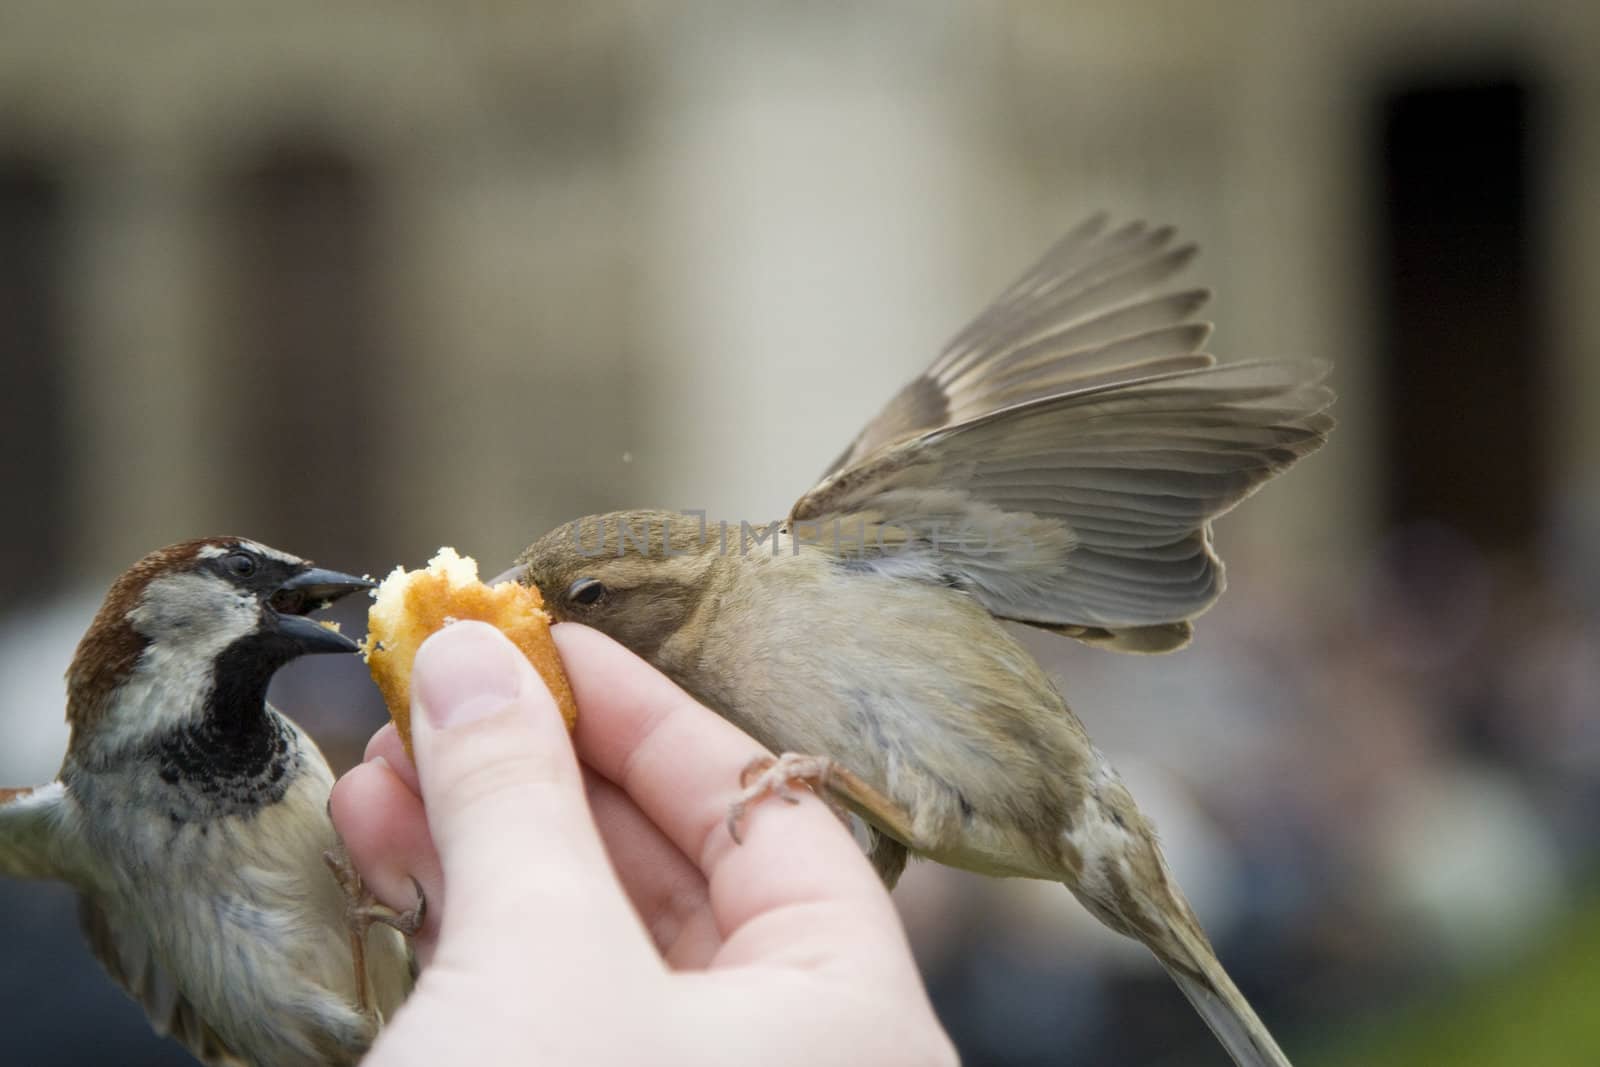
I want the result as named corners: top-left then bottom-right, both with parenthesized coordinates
top-left (0, 783), bottom-right (82, 880)
top-left (793, 360), bottom-right (1333, 638)
top-left (1, 784), bottom-right (247, 1064)
top-left (800, 216), bottom-right (1333, 649)
top-left (79, 896), bottom-right (248, 1066)
top-left (824, 216), bottom-right (1218, 475)
top-left (3, 784), bottom-right (249, 1064)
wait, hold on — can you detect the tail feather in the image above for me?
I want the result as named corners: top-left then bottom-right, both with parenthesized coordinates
top-left (1159, 923), bottom-right (1292, 1067)
top-left (1060, 764), bottom-right (1295, 1066)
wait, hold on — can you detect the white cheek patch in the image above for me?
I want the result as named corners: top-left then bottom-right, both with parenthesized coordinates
top-left (93, 645), bottom-right (219, 753)
top-left (93, 572), bottom-right (263, 753)
top-left (129, 572), bottom-right (260, 649)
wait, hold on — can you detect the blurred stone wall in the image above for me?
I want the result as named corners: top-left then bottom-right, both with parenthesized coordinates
top-left (0, 0), bottom-right (1595, 593)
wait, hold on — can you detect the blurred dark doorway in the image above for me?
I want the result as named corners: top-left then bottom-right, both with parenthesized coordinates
top-left (0, 156), bottom-right (69, 610)
top-left (223, 139), bottom-right (387, 567)
top-left (1374, 74), bottom-right (1548, 555)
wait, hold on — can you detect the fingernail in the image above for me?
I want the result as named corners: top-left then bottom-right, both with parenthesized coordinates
top-left (414, 621), bottom-right (527, 730)
top-left (368, 754), bottom-right (391, 770)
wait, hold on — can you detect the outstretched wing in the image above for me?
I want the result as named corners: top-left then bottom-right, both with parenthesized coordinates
top-left (823, 215), bottom-right (1216, 476)
top-left (79, 898), bottom-right (248, 1067)
top-left (2, 784), bottom-right (246, 1064)
top-left (794, 351), bottom-right (1333, 648)
top-left (0, 783), bottom-right (84, 880)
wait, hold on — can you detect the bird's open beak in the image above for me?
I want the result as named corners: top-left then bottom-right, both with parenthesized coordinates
top-left (267, 567), bottom-right (375, 655)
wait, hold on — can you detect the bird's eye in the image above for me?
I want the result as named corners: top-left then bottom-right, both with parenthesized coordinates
top-left (225, 551), bottom-right (258, 578)
top-left (568, 578), bottom-right (606, 606)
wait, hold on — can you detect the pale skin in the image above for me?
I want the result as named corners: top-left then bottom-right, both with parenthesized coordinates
top-left (329, 620), bottom-right (957, 1066)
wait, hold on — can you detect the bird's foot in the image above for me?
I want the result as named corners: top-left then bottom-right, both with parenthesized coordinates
top-left (726, 753), bottom-right (851, 845)
top-left (323, 846), bottom-right (426, 1015)
top-left (324, 846), bottom-right (426, 937)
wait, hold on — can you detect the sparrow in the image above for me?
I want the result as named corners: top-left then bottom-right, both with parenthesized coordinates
top-left (0, 537), bottom-right (417, 1067)
top-left (505, 215), bottom-right (1333, 1067)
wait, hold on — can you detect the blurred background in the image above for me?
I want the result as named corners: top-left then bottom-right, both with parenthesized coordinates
top-left (2, 2), bottom-right (1598, 1064)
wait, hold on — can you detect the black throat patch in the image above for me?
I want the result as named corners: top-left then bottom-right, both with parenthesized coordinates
top-left (151, 638), bottom-right (303, 819)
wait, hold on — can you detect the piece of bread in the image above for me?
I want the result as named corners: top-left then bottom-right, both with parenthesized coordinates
top-left (359, 547), bottom-right (576, 753)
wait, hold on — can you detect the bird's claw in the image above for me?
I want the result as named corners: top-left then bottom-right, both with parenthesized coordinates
top-left (323, 847), bottom-right (426, 1017)
top-left (323, 848), bottom-right (426, 938)
top-left (726, 753), bottom-right (841, 845)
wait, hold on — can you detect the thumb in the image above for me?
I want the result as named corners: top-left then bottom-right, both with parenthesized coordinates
top-left (408, 620), bottom-right (640, 968)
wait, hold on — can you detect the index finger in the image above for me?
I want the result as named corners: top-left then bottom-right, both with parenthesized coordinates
top-left (554, 624), bottom-right (910, 965)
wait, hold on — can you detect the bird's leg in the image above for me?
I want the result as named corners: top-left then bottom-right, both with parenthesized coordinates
top-left (322, 846), bottom-right (426, 1017)
top-left (726, 752), bottom-right (921, 854)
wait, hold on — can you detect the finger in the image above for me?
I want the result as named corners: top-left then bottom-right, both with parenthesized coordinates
top-left (330, 760), bottom-right (444, 965)
top-left (407, 621), bottom-right (658, 976)
top-left (372, 660), bottom-right (719, 964)
top-left (582, 769), bottom-right (722, 967)
top-left (344, 716), bottom-right (722, 968)
top-left (373, 677), bottom-right (719, 962)
top-left (364, 724), bottom-right (420, 795)
top-left (341, 736), bottom-right (710, 970)
top-left (553, 625), bottom-right (904, 960)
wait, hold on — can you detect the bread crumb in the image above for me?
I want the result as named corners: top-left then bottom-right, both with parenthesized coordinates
top-left (361, 548), bottom-right (575, 752)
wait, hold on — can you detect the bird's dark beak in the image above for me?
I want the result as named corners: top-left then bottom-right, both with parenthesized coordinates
top-left (489, 563), bottom-right (529, 586)
top-left (267, 567), bottom-right (375, 655)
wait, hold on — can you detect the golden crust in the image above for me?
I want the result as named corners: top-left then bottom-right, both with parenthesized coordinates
top-left (359, 548), bottom-right (576, 753)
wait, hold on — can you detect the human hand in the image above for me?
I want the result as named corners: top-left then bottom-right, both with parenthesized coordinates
top-left (330, 620), bottom-right (955, 1066)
